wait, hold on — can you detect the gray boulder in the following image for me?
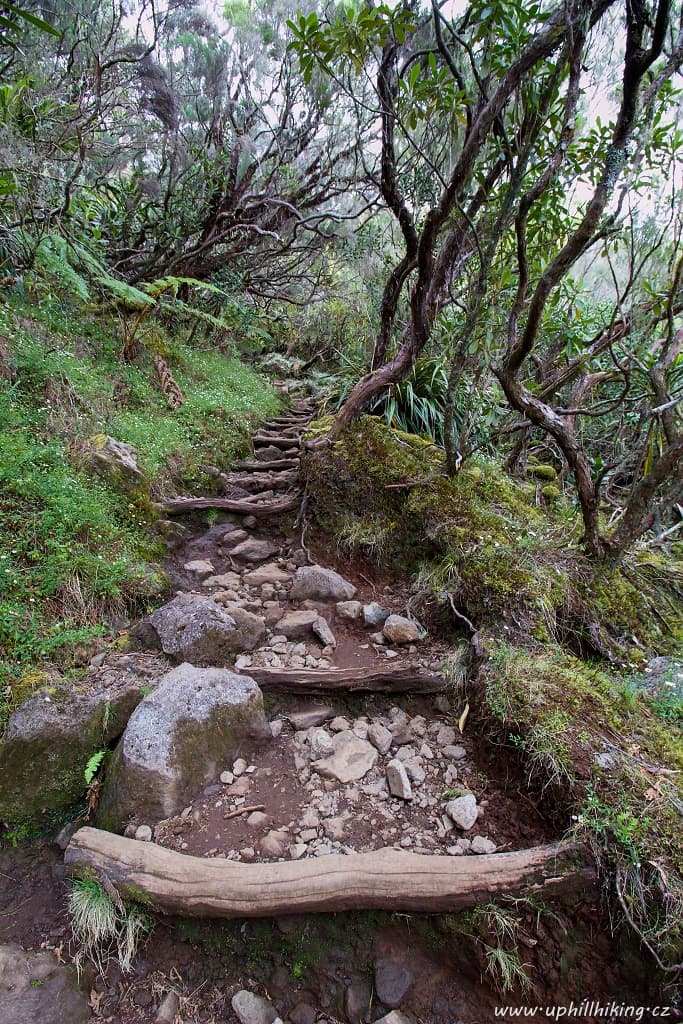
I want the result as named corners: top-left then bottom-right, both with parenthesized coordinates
top-left (274, 609), bottom-right (320, 639)
top-left (149, 592), bottom-right (260, 663)
top-left (363, 602), bottom-right (391, 626)
top-left (290, 565), bottom-right (356, 602)
top-left (0, 943), bottom-right (90, 1024)
top-left (86, 433), bottom-right (146, 492)
top-left (97, 664), bottom-right (270, 831)
top-left (312, 731), bottom-right (378, 783)
top-left (0, 667), bottom-right (154, 824)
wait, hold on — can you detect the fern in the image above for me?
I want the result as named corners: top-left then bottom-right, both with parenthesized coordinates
top-left (34, 234), bottom-right (91, 302)
top-left (84, 749), bottom-right (107, 784)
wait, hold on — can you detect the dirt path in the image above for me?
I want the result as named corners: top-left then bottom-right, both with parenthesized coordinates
top-left (0, 398), bottom-right (660, 1024)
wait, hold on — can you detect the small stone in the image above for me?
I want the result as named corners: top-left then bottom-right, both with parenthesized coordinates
top-left (287, 706), bottom-right (334, 729)
top-left (322, 815), bottom-right (346, 840)
top-left (471, 835), bottom-right (497, 854)
top-left (183, 559), bottom-right (215, 578)
top-left (313, 731), bottom-right (378, 783)
top-left (374, 958), bottom-right (414, 1008)
top-left (243, 515), bottom-right (257, 528)
top-left (383, 614), bottom-right (421, 644)
top-left (240, 846), bottom-right (256, 861)
top-left (434, 694), bottom-right (451, 714)
top-left (233, 758), bottom-right (248, 776)
top-left (235, 656), bottom-right (253, 671)
top-left (231, 538), bottom-right (279, 564)
top-left (329, 716), bottom-right (350, 732)
top-left (445, 793), bottom-right (478, 830)
top-left (312, 616), bottom-right (336, 648)
top-left (374, 1014), bottom-right (413, 1024)
top-left (231, 990), bottom-right (278, 1024)
top-left (336, 600), bottom-right (363, 620)
top-left (260, 831), bottom-right (290, 858)
top-left (344, 980), bottom-right (372, 1024)
top-left (220, 771), bottom-right (234, 785)
top-left (247, 811), bottom-right (269, 828)
top-left (270, 719), bottom-right (284, 738)
top-left (299, 828), bottom-right (318, 843)
top-left (443, 744), bottom-right (467, 760)
top-left (289, 1002), bottom-right (317, 1024)
top-left (135, 824), bottom-right (152, 842)
top-left (363, 602), bottom-right (391, 626)
top-left (289, 844), bottom-right (307, 860)
top-left (437, 725), bottom-right (457, 747)
top-left (386, 759), bottom-right (413, 800)
top-left (368, 722), bottom-right (393, 755)
top-left (274, 609), bottom-right (320, 639)
top-left (370, 631), bottom-right (386, 645)
top-left (308, 727), bottom-right (335, 760)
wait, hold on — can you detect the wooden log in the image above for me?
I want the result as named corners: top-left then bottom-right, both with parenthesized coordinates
top-left (253, 433), bottom-right (303, 448)
top-left (223, 471), bottom-right (299, 492)
top-left (233, 459), bottom-right (300, 471)
top-left (245, 665), bottom-right (447, 694)
top-left (159, 494), bottom-right (300, 517)
top-left (64, 829), bottom-right (596, 918)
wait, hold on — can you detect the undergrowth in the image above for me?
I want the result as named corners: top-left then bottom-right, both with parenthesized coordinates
top-left (0, 295), bottom-right (278, 718)
top-left (68, 876), bottom-right (153, 977)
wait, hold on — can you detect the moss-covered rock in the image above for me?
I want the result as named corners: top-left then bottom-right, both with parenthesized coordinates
top-left (0, 670), bottom-right (150, 825)
top-left (529, 464), bottom-right (558, 481)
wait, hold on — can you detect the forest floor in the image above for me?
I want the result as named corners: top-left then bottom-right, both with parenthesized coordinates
top-left (0, 397), bottom-right (674, 1024)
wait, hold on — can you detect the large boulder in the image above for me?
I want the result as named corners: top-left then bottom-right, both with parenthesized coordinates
top-left (86, 433), bottom-right (146, 492)
top-left (0, 943), bottom-right (90, 1024)
top-left (0, 664), bottom-right (157, 824)
top-left (149, 593), bottom-right (262, 663)
top-left (230, 537), bottom-right (279, 563)
top-left (290, 565), bottom-right (357, 602)
top-left (97, 664), bottom-right (270, 831)
top-left (312, 731), bottom-right (378, 783)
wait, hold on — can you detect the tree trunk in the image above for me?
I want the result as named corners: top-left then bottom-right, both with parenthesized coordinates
top-left (65, 828), bottom-right (596, 918)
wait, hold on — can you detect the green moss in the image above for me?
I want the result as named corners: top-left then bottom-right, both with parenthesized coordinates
top-left (529, 464), bottom-right (558, 481)
top-left (541, 484), bottom-right (561, 501)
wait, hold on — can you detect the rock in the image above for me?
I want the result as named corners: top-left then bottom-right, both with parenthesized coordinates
top-left (0, 943), bottom-right (90, 1024)
top-left (97, 664), bottom-right (269, 831)
top-left (288, 1002), bottom-right (316, 1024)
top-left (183, 559), bottom-right (215, 578)
top-left (220, 771), bottom-right (234, 784)
top-left (290, 565), bottom-right (356, 602)
top-left (308, 727), bottom-right (335, 760)
top-left (155, 990), bottom-right (181, 1024)
top-left (222, 527), bottom-right (249, 546)
top-left (375, 1013), bottom-right (414, 1024)
top-left (401, 758), bottom-right (425, 785)
top-left (244, 563), bottom-right (291, 586)
top-left (344, 979), bottom-right (372, 1024)
top-left (471, 835), bottom-right (497, 854)
top-left (86, 433), bottom-right (146, 492)
top-left (274, 609), bottom-right (320, 639)
top-left (54, 821), bottom-right (80, 851)
top-left (436, 725), bottom-right (457, 747)
top-left (0, 669), bottom-right (150, 824)
top-left (363, 602), bottom-right (391, 626)
top-left (233, 757), bottom-right (248, 775)
top-left (217, 602), bottom-right (267, 650)
top-left (149, 593), bottom-right (256, 664)
top-left (386, 759), bottom-right (413, 800)
top-left (231, 990), bottom-right (278, 1024)
top-left (135, 824), bottom-right (152, 842)
top-left (260, 830), bottom-right (291, 858)
top-left (443, 745), bottom-right (467, 760)
top-left (370, 631), bottom-right (386, 645)
top-left (329, 716), bottom-right (350, 732)
top-left (374, 958), bottom-right (414, 1008)
top-left (322, 815), bottom-right (347, 840)
top-left (243, 515), bottom-right (258, 528)
top-left (247, 811), bottom-right (269, 828)
top-left (270, 719), bottom-right (284, 738)
top-left (313, 731), bottom-right (378, 784)
top-left (368, 722), bottom-right (393, 755)
top-left (445, 793), bottom-right (478, 831)
top-left (383, 615), bottom-right (421, 644)
top-left (231, 538), bottom-right (280, 563)
top-left (203, 571), bottom-right (241, 588)
top-left (595, 752), bottom-right (616, 769)
top-left (312, 616), bottom-right (336, 648)
top-left (336, 600), bottom-right (363, 620)
top-left (287, 706), bottom-right (334, 729)
top-left (289, 844), bottom-right (307, 860)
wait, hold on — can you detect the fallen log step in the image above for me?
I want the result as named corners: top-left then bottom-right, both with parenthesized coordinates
top-left (234, 459), bottom-right (300, 472)
top-left (224, 471), bottom-right (299, 492)
top-left (159, 494), bottom-right (300, 517)
top-left (64, 829), bottom-right (596, 918)
top-left (246, 665), bottom-right (446, 693)
top-left (253, 433), bottom-right (303, 448)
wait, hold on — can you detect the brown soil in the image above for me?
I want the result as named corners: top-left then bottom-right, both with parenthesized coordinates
top-left (0, 405), bottom-right (673, 1024)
